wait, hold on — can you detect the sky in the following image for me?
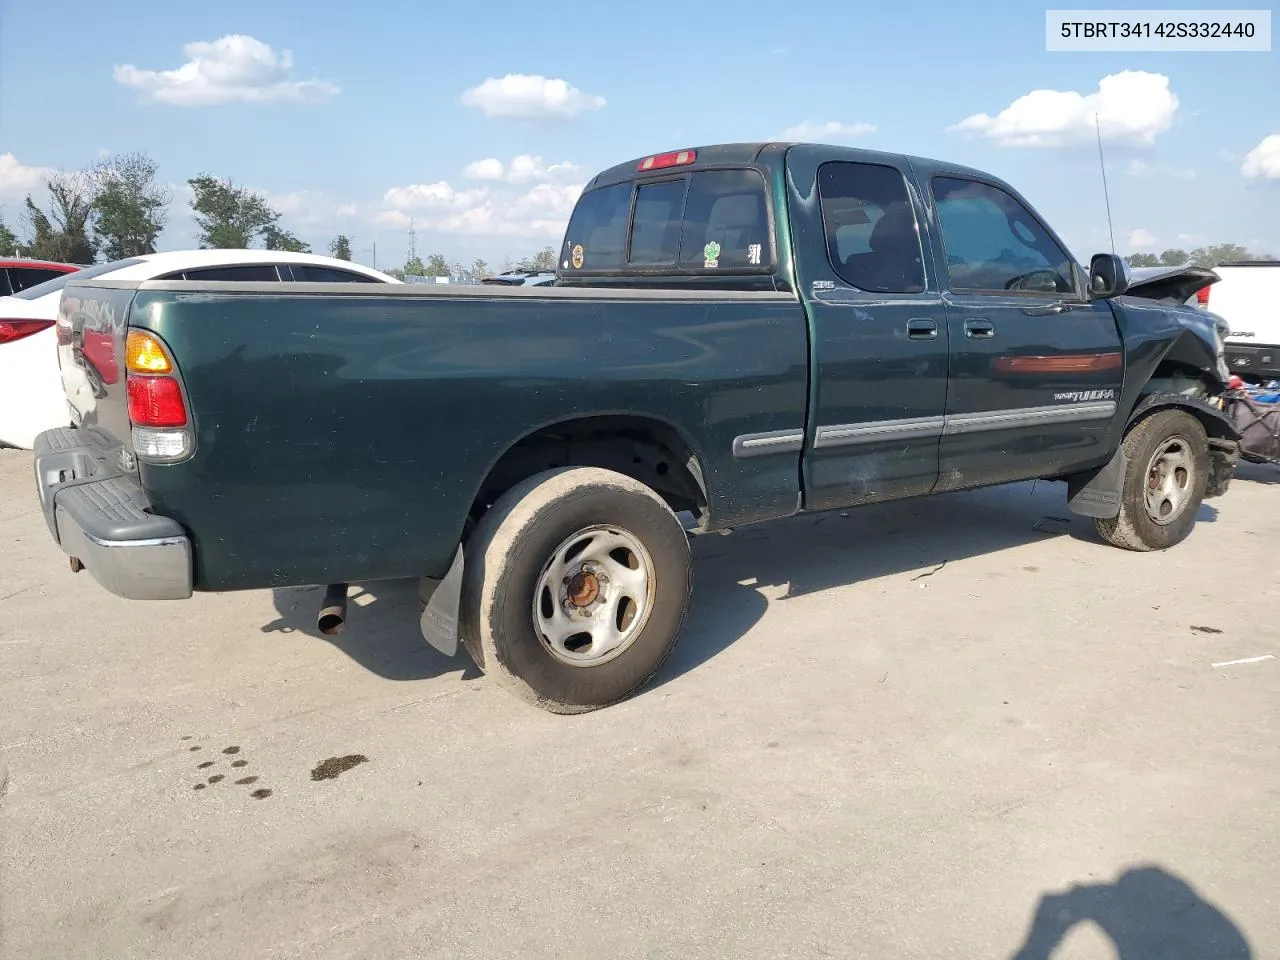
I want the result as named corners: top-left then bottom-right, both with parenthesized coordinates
top-left (1, 0), bottom-right (1277, 271)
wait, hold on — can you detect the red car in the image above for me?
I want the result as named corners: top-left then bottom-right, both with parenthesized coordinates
top-left (0, 258), bottom-right (81, 297)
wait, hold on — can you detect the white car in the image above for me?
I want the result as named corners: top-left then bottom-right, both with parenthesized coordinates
top-left (1202, 261), bottom-right (1280, 381)
top-left (0, 250), bottom-right (400, 449)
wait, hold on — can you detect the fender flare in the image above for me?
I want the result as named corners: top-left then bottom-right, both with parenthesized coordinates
top-left (1067, 392), bottom-right (1241, 519)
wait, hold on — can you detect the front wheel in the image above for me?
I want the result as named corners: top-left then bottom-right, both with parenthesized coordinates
top-left (460, 467), bottom-right (692, 713)
top-left (1094, 409), bottom-right (1209, 552)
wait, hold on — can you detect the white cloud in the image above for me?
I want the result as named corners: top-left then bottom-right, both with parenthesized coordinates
top-left (462, 155), bottom-right (586, 185)
top-left (1125, 158), bottom-right (1196, 179)
top-left (0, 152), bottom-right (50, 200)
top-left (336, 203), bottom-right (358, 218)
top-left (376, 178), bottom-right (583, 238)
top-left (459, 74), bottom-right (605, 120)
top-left (1127, 228), bottom-right (1158, 251)
top-left (462, 158), bottom-right (505, 181)
top-left (951, 71), bottom-right (1178, 148)
top-left (780, 120), bottom-right (876, 141)
top-left (114, 35), bottom-right (339, 106)
top-left (1242, 134), bottom-right (1280, 180)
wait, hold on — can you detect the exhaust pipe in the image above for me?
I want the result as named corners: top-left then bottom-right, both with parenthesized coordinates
top-left (317, 583), bottom-right (349, 636)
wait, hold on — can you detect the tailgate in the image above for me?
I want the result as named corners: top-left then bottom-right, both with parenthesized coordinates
top-left (57, 281), bottom-right (138, 452)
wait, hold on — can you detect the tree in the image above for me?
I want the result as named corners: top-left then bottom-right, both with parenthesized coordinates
top-left (532, 245), bottom-right (557, 272)
top-left (92, 152), bottom-right (169, 260)
top-left (1124, 253), bottom-right (1159, 267)
top-left (262, 225), bottom-right (310, 253)
top-left (403, 255), bottom-right (426, 276)
top-left (330, 235), bottom-right (352, 261)
top-left (24, 171), bottom-right (98, 263)
top-left (1157, 249), bottom-right (1188, 266)
top-left (1186, 244), bottom-right (1271, 268)
top-left (425, 253), bottom-right (450, 277)
top-left (0, 215), bottom-right (18, 256)
top-left (188, 174), bottom-right (279, 249)
top-left (470, 257), bottom-right (489, 280)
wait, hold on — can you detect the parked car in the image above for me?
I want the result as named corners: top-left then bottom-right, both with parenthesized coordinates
top-left (32, 142), bottom-right (1238, 713)
top-left (0, 250), bottom-right (399, 449)
top-left (481, 270), bottom-right (557, 287)
top-left (0, 257), bottom-right (81, 296)
top-left (1197, 261), bottom-right (1280, 380)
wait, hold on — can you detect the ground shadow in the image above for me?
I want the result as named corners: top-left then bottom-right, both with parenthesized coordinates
top-left (259, 479), bottom-right (1219, 689)
top-left (1009, 864), bottom-right (1252, 959)
top-left (1234, 460), bottom-right (1280, 485)
top-left (262, 579), bottom-right (481, 683)
top-left (655, 480), bottom-right (1123, 687)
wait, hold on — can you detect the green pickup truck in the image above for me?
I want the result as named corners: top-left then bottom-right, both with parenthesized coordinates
top-left (33, 142), bottom-right (1239, 712)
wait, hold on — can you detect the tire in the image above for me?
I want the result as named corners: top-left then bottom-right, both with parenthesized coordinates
top-left (1094, 409), bottom-right (1209, 552)
top-left (459, 467), bottom-right (693, 713)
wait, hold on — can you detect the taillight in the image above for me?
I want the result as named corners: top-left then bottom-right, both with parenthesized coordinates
top-left (0, 319), bottom-right (54, 345)
top-left (126, 376), bottom-right (187, 427)
top-left (1196, 285), bottom-right (1211, 307)
top-left (125, 329), bottom-right (191, 460)
top-left (637, 149), bottom-right (696, 172)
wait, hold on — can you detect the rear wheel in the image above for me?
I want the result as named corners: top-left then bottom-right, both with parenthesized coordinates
top-left (1094, 409), bottom-right (1209, 552)
top-left (460, 467), bottom-right (692, 713)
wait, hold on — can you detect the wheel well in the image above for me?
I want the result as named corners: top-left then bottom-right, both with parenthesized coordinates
top-left (468, 416), bottom-right (708, 531)
top-left (1140, 359), bottom-right (1217, 399)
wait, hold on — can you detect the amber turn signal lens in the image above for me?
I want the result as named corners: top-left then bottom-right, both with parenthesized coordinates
top-left (125, 330), bottom-right (173, 374)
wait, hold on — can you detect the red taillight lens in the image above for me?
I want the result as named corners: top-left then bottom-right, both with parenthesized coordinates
top-left (127, 375), bottom-right (187, 427)
top-left (0, 319), bottom-right (55, 345)
top-left (637, 149), bottom-right (696, 172)
top-left (1196, 285), bottom-right (1211, 306)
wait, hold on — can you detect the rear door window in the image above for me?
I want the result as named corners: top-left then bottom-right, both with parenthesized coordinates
top-left (9, 266), bottom-right (71, 291)
top-left (818, 161), bottom-right (926, 294)
top-left (175, 265), bottom-right (283, 282)
top-left (288, 265), bottom-right (379, 282)
top-left (561, 182), bottom-right (632, 273)
top-left (628, 179), bottom-right (686, 265)
top-left (678, 170), bottom-right (771, 271)
top-left (0, 270), bottom-right (12, 296)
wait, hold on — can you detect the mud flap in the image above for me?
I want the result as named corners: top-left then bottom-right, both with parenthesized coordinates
top-left (1206, 437), bottom-right (1239, 498)
top-left (1066, 447), bottom-right (1127, 519)
top-left (419, 546), bottom-right (464, 656)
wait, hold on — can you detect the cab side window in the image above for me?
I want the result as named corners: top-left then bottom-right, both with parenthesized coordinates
top-left (931, 177), bottom-right (1074, 295)
top-left (817, 162), bottom-right (926, 294)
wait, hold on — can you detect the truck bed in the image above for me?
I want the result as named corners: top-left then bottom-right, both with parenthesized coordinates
top-left (57, 278), bottom-right (809, 590)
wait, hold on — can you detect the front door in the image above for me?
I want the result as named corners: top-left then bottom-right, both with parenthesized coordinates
top-left (924, 173), bottom-right (1124, 491)
top-left (789, 154), bottom-right (950, 512)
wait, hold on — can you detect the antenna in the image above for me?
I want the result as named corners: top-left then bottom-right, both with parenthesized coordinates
top-left (408, 217), bottom-right (417, 262)
top-left (1095, 113), bottom-right (1116, 255)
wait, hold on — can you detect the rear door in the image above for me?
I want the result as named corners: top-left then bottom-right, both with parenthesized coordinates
top-left (922, 172), bottom-right (1124, 490)
top-left (786, 150), bottom-right (949, 511)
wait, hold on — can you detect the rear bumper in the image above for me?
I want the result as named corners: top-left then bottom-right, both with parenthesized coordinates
top-left (1224, 342), bottom-right (1280, 380)
top-left (32, 427), bottom-right (193, 601)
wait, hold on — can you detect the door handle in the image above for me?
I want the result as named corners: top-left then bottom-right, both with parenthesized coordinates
top-left (964, 318), bottom-right (995, 339)
top-left (906, 318), bottom-right (937, 339)
top-left (1022, 302), bottom-right (1069, 317)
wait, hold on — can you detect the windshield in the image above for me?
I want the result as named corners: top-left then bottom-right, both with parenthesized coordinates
top-left (10, 258), bottom-right (145, 300)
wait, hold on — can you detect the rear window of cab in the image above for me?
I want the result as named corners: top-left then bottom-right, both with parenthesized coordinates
top-left (560, 169), bottom-right (772, 274)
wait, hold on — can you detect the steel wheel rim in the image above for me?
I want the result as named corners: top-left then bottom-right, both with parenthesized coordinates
top-left (1143, 435), bottom-right (1196, 526)
top-left (532, 524), bottom-right (657, 667)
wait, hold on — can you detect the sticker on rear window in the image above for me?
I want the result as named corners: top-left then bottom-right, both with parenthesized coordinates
top-left (571, 244), bottom-right (584, 269)
top-left (703, 241), bottom-right (720, 269)
top-left (747, 243), bottom-right (762, 266)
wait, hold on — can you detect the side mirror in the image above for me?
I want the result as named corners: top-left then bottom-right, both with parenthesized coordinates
top-left (1089, 253), bottom-right (1130, 299)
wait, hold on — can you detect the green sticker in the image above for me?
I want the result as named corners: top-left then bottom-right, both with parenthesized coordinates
top-left (703, 241), bottom-right (721, 268)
